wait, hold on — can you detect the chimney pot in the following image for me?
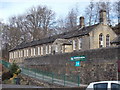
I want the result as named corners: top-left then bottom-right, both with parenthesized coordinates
top-left (99, 9), bottom-right (107, 25)
top-left (79, 16), bottom-right (85, 27)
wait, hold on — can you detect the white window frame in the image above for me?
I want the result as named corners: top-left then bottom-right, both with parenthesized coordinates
top-left (38, 47), bottom-right (40, 55)
top-left (16, 51), bottom-right (17, 58)
top-left (19, 51), bottom-right (21, 58)
top-left (21, 50), bottom-right (23, 57)
top-left (55, 45), bottom-right (58, 52)
top-left (12, 53), bottom-right (14, 59)
top-left (33, 48), bottom-right (36, 56)
top-left (79, 38), bottom-right (82, 49)
top-left (9, 53), bottom-right (11, 59)
top-left (24, 49), bottom-right (26, 57)
top-left (106, 34), bottom-right (110, 47)
top-left (26, 49), bottom-right (29, 57)
top-left (49, 45), bottom-right (51, 54)
top-left (41, 46), bottom-right (43, 55)
top-left (73, 40), bottom-right (76, 50)
top-left (31, 48), bottom-right (33, 56)
top-left (46, 45), bottom-right (48, 54)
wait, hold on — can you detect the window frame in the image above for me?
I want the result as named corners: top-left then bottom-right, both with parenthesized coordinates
top-left (99, 33), bottom-right (104, 48)
top-left (106, 34), bottom-right (110, 47)
top-left (94, 83), bottom-right (108, 90)
top-left (73, 40), bottom-right (76, 50)
top-left (79, 38), bottom-right (82, 49)
top-left (111, 83), bottom-right (120, 90)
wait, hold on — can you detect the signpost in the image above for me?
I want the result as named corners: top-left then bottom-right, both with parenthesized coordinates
top-left (70, 55), bottom-right (86, 67)
top-left (75, 61), bottom-right (80, 67)
top-left (70, 56), bottom-right (86, 61)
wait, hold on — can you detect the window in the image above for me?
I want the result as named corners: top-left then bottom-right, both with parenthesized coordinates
top-left (111, 83), bottom-right (120, 90)
top-left (73, 40), bottom-right (76, 50)
top-left (19, 51), bottom-right (20, 58)
top-left (13, 52), bottom-right (15, 58)
top-left (47, 45), bottom-right (49, 54)
top-left (79, 38), bottom-right (82, 49)
top-left (106, 34), bottom-right (110, 47)
top-left (94, 83), bottom-right (108, 90)
top-left (33, 48), bottom-right (36, 56)
top-left (49, 45), bottom-right (51, 54)
top-left (31, 48), bottom-right (33, 56)
top-left (38, 47), bottom-right (40, 55)
top-left (99, 33), bottom-right (103, 48)
top-left (21, 50), bottom-right (23, 57)
top-left (16, 52), bottom-right (18, 58)
top-left (10, 53), bottom-right (12, 59)
top-left (55, 45), bottom-right (58, 52)
top-left (46, 45), bottom-right (49, 54)
top-left (12, 53), bottom-right (13, 59)
top-left (41, 46), bottom-right (43, 55)
top-left (24, 49), bottom-right (26, 57)
top-left (26, 49), bottom-right (29, 57)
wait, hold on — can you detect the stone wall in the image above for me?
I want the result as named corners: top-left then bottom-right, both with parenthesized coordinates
top-left (24, 46), bottom-right (120, 84)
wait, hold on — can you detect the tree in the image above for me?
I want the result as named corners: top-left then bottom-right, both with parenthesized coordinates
top-left (1, 5), bottom-right (56, 50)
top-left (56, 7), bottom-right (79, 33)
top-left (85, 0), bottom-right (95, 25)
top-left (84, 0), bottom-right (112, 25)
top-left (113, 0), bottom-right (120, 24)
top-left (66, 8), bottom-right (78, 28)
top-left (25, 5), bottom-right (55, 40)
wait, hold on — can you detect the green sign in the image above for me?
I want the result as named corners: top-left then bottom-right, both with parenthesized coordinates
top-left (70, 56), bottom-right (86, 61)
top-left (75, 61), bottom-right (80, 67)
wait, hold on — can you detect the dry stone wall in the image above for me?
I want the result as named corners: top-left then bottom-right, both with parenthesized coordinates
top-left (24, 46), bottom-right (120, 84)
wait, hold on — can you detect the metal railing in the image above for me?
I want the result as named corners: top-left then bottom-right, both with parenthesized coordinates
top-left (0, 60), bottom-right (11, 68)
top-left (21, 67), bottom-right (80, 87)
top-left (0, 60), bottom-right (81, 87)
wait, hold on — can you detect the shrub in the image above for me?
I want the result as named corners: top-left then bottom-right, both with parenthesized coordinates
top-left (9, 61), bottom-right (19, 75)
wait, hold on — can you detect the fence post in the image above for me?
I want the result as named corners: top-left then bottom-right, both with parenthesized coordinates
top-left (28, 68), bottom-right (30, 75)
top-left (64, 75), bottom-right (66, 86)
top-left (43, 71), bottom-right (44, 80)
top-left (52, 72), bottom-right (54, 83)
top-left (35, 69), bottom-right (36, 78)
top-left (78, 75), bottom-right (80, 87)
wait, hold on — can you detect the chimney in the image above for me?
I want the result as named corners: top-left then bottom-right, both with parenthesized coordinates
top-left (99, 10), bottom-right (107, 25)
top-left (79, 16), bottom-right (85, 27)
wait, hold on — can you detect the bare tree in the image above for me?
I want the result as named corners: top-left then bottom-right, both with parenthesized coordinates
top-left (84, 0), bottom-right (112, 25)
top-left (113, 0), bottom-right (120, 24)
top-left (66, 8), bottom-right (78, 29)
top-left (56, 7), bottom-right (79, 33)
top-left (85, 0), bottom-right (95, 26)
top-left (98, 1), bottom-right (112, 25)
top-left (25, 5), bottom-right (55, 40)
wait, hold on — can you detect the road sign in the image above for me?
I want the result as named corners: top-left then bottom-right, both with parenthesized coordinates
top-left (70, 56), bottom-right (86, 61)
top-left (75, 61), bottom-right (80, 67)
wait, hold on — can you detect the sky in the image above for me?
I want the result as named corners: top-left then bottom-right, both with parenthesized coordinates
top-left (0, 0), bottom-right (118, 24)
top-left (0, 0), bottom-right (91, 23)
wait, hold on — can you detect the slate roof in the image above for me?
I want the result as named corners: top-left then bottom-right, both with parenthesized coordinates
top-left (112, 23), bottom-right (120, 35)
top-left (111, 35), bottom-right (120, 45)
top-left (9, 24), bottom-right (99, 52)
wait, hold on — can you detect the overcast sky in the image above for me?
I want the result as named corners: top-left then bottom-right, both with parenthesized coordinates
top-left (0, 0), bottom-right (117, 24)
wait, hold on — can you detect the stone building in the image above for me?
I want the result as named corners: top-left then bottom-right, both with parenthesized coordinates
top-left (9, 10), bottom-right (118, 63)
top-left (111, 23), bottom-right (120, 45)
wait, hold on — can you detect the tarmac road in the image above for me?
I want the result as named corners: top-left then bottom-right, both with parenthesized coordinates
top-left (1, 84), bottom-right (43, 88)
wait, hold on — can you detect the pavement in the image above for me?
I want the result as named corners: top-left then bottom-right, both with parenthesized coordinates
top-left (1, 84), bottom-right (43, 88)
